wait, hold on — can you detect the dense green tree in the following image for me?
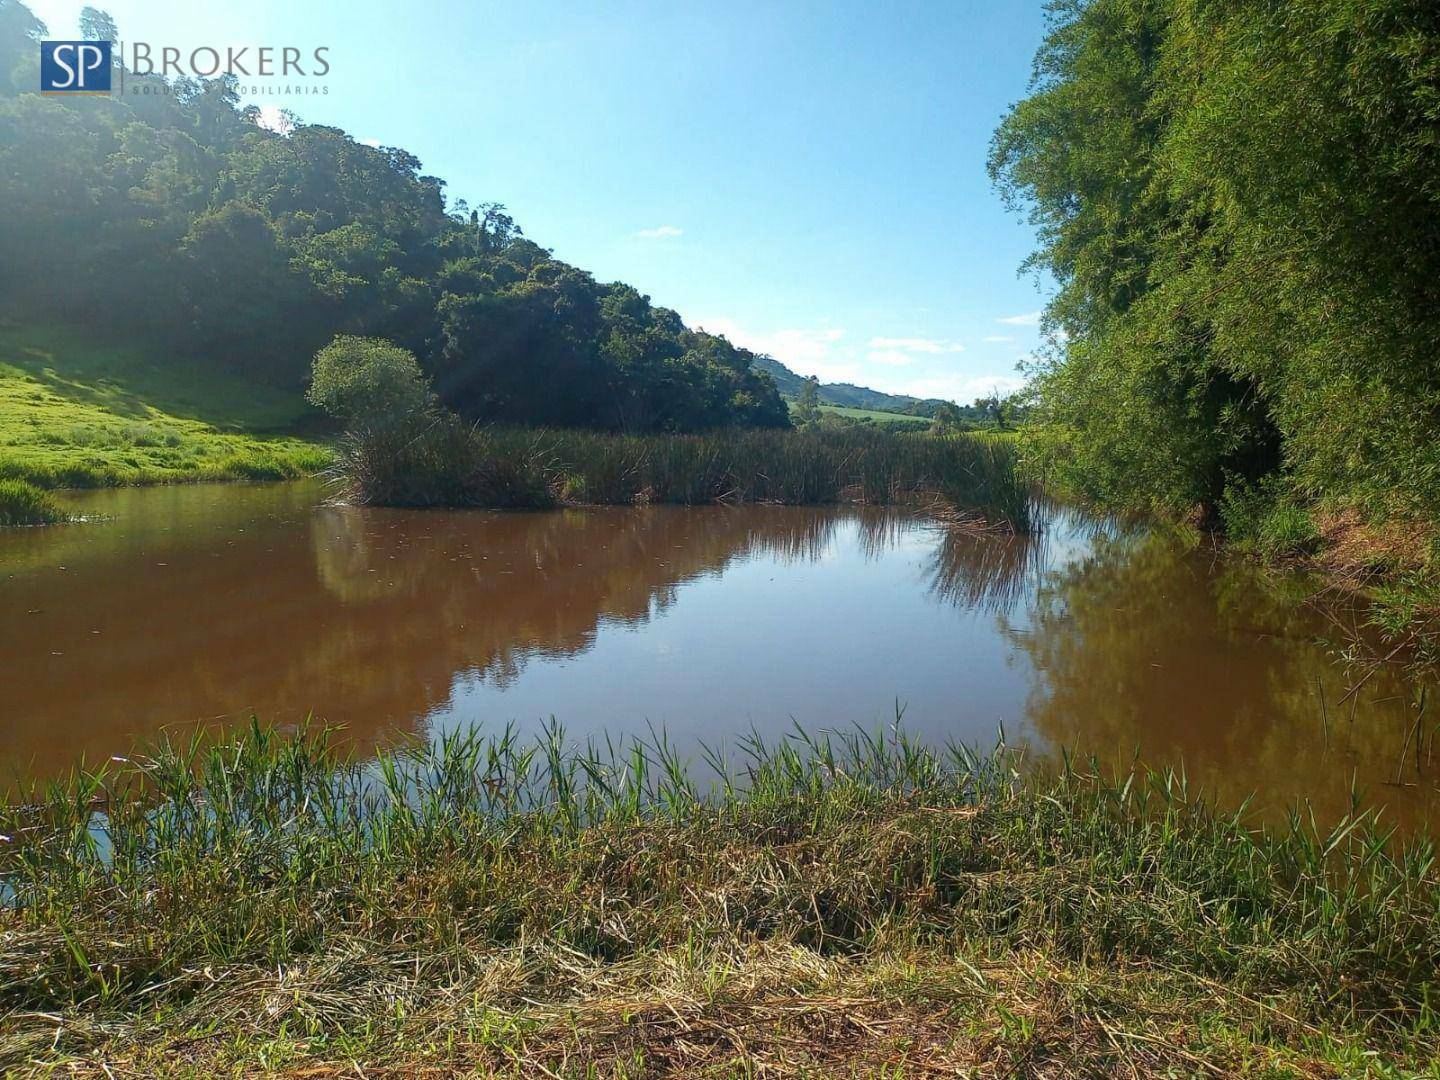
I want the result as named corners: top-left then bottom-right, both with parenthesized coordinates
top-left (0, 0), bottom-right (43, 94)
top-left (77, 6), bottom-right (115, 42)
top-left (177, 203), bottom-right (310, 373)
top-left (973, 393), bottom-right (1015, 431)
top-left (993, 0), bottom-right (1440, 530)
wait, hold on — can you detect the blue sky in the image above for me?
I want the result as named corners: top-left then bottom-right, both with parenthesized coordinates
top-left (29, 0), bottom-right (1052, 403)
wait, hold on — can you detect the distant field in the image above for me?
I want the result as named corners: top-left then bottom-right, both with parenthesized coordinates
top-left (0, 325), bottom-right (330, 489)
top-left (819, 403), bottom-right (928, 424)
top-left (785, 399), bottom-right (929, 426)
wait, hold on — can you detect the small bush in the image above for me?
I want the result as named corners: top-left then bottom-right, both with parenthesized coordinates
top-left (307, 336), bottom-right (436, 428)
top-left (0, 479), bottom-right (65, 526)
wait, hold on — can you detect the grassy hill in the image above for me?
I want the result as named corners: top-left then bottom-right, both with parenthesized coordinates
top-left (0, 325), bottom-right (330, 489)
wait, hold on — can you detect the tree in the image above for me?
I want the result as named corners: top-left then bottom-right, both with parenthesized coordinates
top-left (0, 0), bottom-right (46, 94)
top-left (973, 393), bottom-right (1010, 431)
top-left (77, 6), bottom-right (116, 41)
top-left (794, 377), bottom-right (821, 425)
top-left (992, 0), bottom-right (1440, 524)
top-left (930, 401), bottom-right (963, 434)
top-left (307, 336), bottom-right (435, 428)
top-left (178, 203), bottom-right (306, 373)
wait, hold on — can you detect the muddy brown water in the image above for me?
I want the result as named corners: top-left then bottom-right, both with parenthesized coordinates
top-left (2, 480), bottom-right (1437, 832)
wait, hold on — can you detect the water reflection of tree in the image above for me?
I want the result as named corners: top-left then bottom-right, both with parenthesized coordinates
top-left (1013, 531), bottom-right (1439, 832)
top-left (2, 502), bottom-right (845, 779)
top-left (305, 506), bottom-right (846, 705)
top-left (921, 499), bottom-right (1148, 617)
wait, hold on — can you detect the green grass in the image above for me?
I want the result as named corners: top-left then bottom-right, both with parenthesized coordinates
top-left (0, 325), bottom-right (332, 490)
top-left (338, 423), bottom-right (1035, 531)
top-left (784, 398), bottom-right (933, 427)
top-left (0, 478), bottom-right (65, 526)
top-left (815, 402), bottom-right (930, 425)
top-left (2, 722), bottom-right (1437, 1075)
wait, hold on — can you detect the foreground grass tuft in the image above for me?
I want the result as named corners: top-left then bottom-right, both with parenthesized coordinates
top-left (2, 723), bottom-right (1438, 1074)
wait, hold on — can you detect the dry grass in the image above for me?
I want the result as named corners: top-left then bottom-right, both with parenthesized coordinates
top-left (10, 945), bottom-right (1355, 1077)
top-left (1302, 509), bottom-right (1440, 668)
top-left (1313, 508), bottom-right (1437, 582)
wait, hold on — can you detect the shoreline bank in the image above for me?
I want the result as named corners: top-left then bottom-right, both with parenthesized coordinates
top-left (3, 725), bottom-right (1436, 1074)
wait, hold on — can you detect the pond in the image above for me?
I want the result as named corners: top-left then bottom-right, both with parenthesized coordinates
top-left (2, 480), bottom-right (1437, 832)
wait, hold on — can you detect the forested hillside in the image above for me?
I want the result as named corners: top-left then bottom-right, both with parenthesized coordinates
top-left (0, 1), bottom-right (788, 433)
top-left (995, 0), bottom-right (1440, 551)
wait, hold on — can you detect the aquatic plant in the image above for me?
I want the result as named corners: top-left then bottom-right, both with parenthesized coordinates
top-left (332, 416), bottom-right (556, 509)
top-left (334, 424), bottom-right (1035, 531)
top-left (0, 478), bottom-right (65, 525)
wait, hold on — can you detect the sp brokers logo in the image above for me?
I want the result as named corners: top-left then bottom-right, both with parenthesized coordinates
top-left (40, 41), bottom-right (112, 94)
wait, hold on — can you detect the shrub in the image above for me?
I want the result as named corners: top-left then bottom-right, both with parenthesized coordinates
top-left (1219, 478), bottom-right (1319, 559)
top-left (306, 336), bottom-right (436, 428)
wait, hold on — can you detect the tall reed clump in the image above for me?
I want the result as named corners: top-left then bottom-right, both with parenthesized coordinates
top-left (333, 416), bottom-right (557, 509)
top-left (0, 478), bottom-right (65, 525)
top-left (1, 723), bottom-right (1437, 1072)
top-left (338, 423), bottom-right (1035, 531)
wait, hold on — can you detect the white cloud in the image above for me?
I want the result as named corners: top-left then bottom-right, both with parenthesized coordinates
top-left (867, 336), bottom-right (963, 354)
top-left (983, 335), bottom-right (1013, 343)
top-left (997, 310), bottom-right (1042, 326)
top-left (892, 373), bottom-right (1029, 403)
top-left (975, 374), bottom-right (1029, 397)
top-left (359, 137), bottom-right (382, 148)
top-left (687, 315), bottom-right (1030, 402)
top-left (691, 317), bottom-right (858, 383)
top-left (635, 225), bottom-right (683, 239)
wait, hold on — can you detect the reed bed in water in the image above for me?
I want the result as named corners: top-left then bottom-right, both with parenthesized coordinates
top-left (1, 723), bottom-right (1437, 1074)
top-left (334, 422), bottom-right (1034, 531)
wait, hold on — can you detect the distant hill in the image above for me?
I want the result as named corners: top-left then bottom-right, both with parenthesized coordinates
top-left (750, 355), bottom-right (949, 417)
